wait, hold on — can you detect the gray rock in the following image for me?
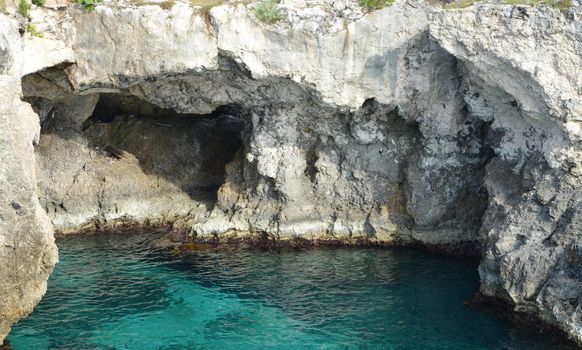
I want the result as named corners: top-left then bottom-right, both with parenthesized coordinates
top-left (0, 14), bottom-right (57, 341)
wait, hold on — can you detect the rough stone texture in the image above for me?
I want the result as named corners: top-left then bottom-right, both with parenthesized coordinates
top-left (0, 15), bottom-right (58, 341)
top-left (43, 3), bottom-right (487, 251)
top-left (37, 42), bottom-right (485, 249)
top-left (30, 92), bottom-right (243, 233)
top-left (1, 0), bottom-right (582, 345)
top-left (67, 4), bottom-right (217, 89)
top-left (430, 5), bottom-right (582, 344)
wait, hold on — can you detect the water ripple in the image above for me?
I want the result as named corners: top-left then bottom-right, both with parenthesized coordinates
top-left (8, 231), bottom-right (578, 350)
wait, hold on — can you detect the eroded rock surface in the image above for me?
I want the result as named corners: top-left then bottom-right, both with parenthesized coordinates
top-left (0, 15), bottom-right (58, 341)
top-left (431, 6), bottom-right (582, 343)
top-left (0, 0), bottom-right (581, 345)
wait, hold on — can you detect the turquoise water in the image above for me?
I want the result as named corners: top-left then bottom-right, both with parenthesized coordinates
top-left (8, 232), bottom-right (576, 350)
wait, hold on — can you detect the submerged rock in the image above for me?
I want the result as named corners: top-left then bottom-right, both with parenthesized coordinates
top-left (0, 0), bottom-right (581, 344)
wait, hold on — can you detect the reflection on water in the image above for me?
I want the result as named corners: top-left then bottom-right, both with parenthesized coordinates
top-left (8, 231), bottom-right (576, 350)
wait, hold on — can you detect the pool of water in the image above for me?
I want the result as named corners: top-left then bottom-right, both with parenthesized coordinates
top-left (8, 232), bottom-right (576, 350)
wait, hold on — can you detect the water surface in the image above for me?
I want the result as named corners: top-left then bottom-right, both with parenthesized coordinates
top-left (8, 232), bottom-right (575, 349)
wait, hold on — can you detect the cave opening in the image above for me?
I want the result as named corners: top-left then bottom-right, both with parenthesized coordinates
top-left (21, 65), bottom-right (253, 233)
top-left (21, 59), bottom-right (494, 246)
top-left (81, 93), bottom-right (248, 204)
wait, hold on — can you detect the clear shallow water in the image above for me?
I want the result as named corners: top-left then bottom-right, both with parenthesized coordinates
top-left (8, 232), bottom-right (576, 350)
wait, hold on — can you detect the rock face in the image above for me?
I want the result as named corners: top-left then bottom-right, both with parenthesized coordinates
top-left (430, 6), bottom-right (582, 342)
top-left (0, 15), bottom-right (58, 341)
top-left (0, 0), bottom-right (581, 345)
top-left (31, 3), bottom-right (490, 251)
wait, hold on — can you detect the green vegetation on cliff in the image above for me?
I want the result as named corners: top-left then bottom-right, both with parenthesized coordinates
top-left (359, 0), bottom-right (394, 10)
top-left (18, 0), bottom-right (30, 18)
top-left (253, 0), bottom-right (282, 24)
top-left (75, 0), bottom-right (102, 12)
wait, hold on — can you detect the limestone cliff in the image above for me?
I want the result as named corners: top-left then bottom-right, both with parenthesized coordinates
top-left (0, 15), bottom-right (57, 342)
top-left (0, 0), bottom-right (581, 345)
